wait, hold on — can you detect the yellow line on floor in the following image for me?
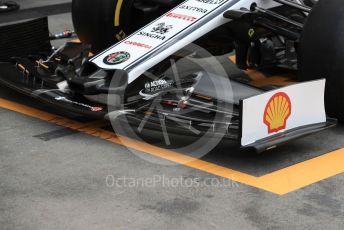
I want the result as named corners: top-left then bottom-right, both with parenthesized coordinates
top-left (1, 98), bottom-right (344, 195)
top-left (228, 55), bottom-right (294, 87)
top-left (258, 149), bottom-right (344, 194)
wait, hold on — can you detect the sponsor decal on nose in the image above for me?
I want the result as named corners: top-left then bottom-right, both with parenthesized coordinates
top-left (104, 52), bottom-right (131, 65)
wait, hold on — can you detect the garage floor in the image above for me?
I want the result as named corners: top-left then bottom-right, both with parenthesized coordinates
top-left (1, 2), bottom-right (344, 230)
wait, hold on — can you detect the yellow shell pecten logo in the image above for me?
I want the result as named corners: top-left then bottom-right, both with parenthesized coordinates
top-left (263, 92), bottom-right (292, 134)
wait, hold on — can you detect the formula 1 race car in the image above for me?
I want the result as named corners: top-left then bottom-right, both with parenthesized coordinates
top-left (0, 0), bottom-right (341, 152)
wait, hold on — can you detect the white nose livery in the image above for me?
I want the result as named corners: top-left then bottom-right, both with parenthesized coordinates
top-left (90, 0), bottom-right (280, 83)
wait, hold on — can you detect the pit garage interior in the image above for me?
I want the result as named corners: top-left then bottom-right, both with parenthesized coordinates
top-left (1, 1), bottom-right (344, 229)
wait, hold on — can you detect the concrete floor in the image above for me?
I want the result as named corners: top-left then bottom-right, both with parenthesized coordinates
top-left (1, 85), bottom-right (344, 230)
top-left (13, 0), bottom-right (71, 10)
top-left (0, 0), bottom-right (71, 23)
top-left (1, 2), bottom-right (344, 230)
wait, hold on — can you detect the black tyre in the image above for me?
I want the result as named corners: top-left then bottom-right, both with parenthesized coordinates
top-left (72, 0), bottom-right (181, 53)
top-left (72, 0), bottom-right (135, 52)
top-left (298, 0), bottom-right (344, 120)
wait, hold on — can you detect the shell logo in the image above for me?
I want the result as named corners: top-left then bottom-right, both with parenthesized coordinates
top-left (263, 92), bottom-right (292, 134)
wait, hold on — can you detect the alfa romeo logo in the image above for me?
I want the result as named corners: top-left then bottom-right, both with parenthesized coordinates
top-left (104, 51), bottom-right (131, 65)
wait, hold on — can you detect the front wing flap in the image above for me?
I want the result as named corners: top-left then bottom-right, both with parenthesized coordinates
top-left (239, 79), bottom-right (336, 152)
